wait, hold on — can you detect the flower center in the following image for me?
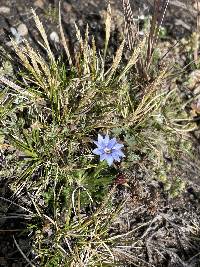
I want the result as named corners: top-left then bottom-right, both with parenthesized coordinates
top-left (104, 147), bottom-right (111, 154)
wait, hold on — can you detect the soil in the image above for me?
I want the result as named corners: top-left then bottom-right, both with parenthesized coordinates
top-left (0, 0), bottom-right (200, 267)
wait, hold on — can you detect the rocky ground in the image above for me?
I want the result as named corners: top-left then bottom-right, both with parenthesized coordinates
top-left (0, 0), bottom-right (200, 266)
top-left (0, 0), bottom-right (198, 47)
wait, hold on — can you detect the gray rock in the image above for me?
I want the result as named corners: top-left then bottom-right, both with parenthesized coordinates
top-left (17, 23), bottom-right (28, 37)
top-left (34, 0), bottom-right (44, 8)
top-left (188, 70), bottom-right (200, 90)
top-left (50, 31), bottom-right (59, 43)
top-left (194, 86), bottom-right (200, 95)
top-left (194, 129), bottom-right (200, 139)
top-left (63, 2), bottom-right (72, 12)
top-left (0, 6), bottom-right (10, 14)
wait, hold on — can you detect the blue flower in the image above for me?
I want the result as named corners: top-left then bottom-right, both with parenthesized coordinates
top-left (92, 134), bottom-right (125, 166)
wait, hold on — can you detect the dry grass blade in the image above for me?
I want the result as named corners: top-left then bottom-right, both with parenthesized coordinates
top-left (106, 39), bottom-right (125, 82)
top-left (0, 76), bottom-right (31, 97)
top-left (118, 37), bottom-right (146, 81)
top-left (11, 40), bottom-right (36, 73)
top-left (193, 0), bottom-right (200, 62)
top-left (91, 36), bottom-right (97, 76)
top-left (146, 0), bottom-right (169, 70)
top-left (125, 68), bottom-right (168, 125)
top-left (159, 0), bottom-right (169, 30)
top-left (170, 0), bottom-right (197, 14)
top-left (23, 41), bottom-right (49, 89)
top-left (0, 76), bottom-right (22, 92)
top-left (83, 24), bottom-right (90, 75)
top-left (0, 197), bottom-right (34, 214)
top-left (74, 23), bottom-right (84, 51)
top-left (59, 1), bottom-right (72, 66)
top-left (31, 8), bottom-right (55, 62)
top-left (146, 0), bottom-right (159, 68)
top-left (13, 236), bottom-right (36, 267)
top-left (122, 0), bottom-right (138, 50)
top-left (104, 3), bottom-right (112, 58)
top-left (113, 247), bottom-right (154, 266)
top-left (25, 44), bottom-right (41, 77)
top-left (11, 39), bottom-right (53, 93)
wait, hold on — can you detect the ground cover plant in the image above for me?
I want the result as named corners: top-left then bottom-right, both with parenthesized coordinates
top-left (0, 0), bottom-right (200, 266)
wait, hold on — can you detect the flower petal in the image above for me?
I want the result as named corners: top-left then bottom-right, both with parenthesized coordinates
top-left (113, 149), bottom-right (125, 158)
top-left (100, 153), bottom-right (107, 161)
top-left (93, 140), bottom-right (100, 147)
top-left (106, 155), bottom-right (114, 166)
top-left (92, 148), bottom-right (104, 155)
top-left (111, 152), bottom-right (121, 162)
top-left (104, 134), bottom-right (110, 146)
top-left (113, 143), bottom-right (124, 150)
top-left (97, 134), bottom-right (104, 147)
top-left (107, 138), bottom-right (117, 149)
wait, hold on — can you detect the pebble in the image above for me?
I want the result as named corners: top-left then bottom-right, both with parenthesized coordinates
top-left (50, 31), bottom-right (59, 43)
top-left (34, 0), bottom-right (44, 8)
top-left (194, 129), bottom-right (200, 139)
top-left (188, 70), bottom-right (200, 90)
top-left (194, 86), bottom-right (200, 95)
top-left (17, 23), bottom-right (28, 36)
top-left (63, 2), bottom-right (72, 13)
top-left (0, 6), bottom-right (10, 14)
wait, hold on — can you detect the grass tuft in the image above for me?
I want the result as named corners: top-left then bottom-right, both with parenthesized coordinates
top-left (0, 4), bottom-right (198, 266)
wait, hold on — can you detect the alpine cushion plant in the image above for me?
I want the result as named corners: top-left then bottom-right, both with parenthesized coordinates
top-left (93, 134), bottom-right (125, 166)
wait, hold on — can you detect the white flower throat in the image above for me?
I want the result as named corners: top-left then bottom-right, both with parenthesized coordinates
top-left (104, 147), bottom-right (112, 154)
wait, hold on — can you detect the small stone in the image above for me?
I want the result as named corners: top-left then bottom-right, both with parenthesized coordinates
top-left (50, 31), bottom-right (59, 43)
top-left (17, 23), bottom-right (28, 36)
top-left (193, 86), bottom-right (200, 95)
top-left (34, 0), bottom-right (44, 8)
top-left (188, 70), bottom-right (200, 90)
top-left (0, 6), bottom-right (10, 14)
top-left (78, 19), bottom-right (83, 27)
top-left (63, 2), bottom-right (72, 12)
top-left (194, 129), bottom-right (200, 139)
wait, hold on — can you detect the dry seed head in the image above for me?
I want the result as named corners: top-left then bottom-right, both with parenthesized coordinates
top-left (32, 8), bottom-right (55, 62)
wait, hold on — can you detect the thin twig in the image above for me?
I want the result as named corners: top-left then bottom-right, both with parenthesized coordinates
top-left (13, 236), bottom-right (36, 267)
